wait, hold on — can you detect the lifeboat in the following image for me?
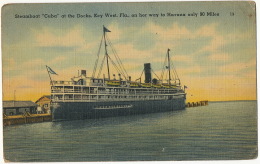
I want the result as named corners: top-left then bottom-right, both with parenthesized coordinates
top-left (141, 83), bottom-right (152, 88)
top-left (106, 80), bottom-right (121, 86)
top-left (162, 84), bottom-right (176, 88)
top-left (152, 84), bottom-right (162, 88)
top-left (162, 84), bottom-right (169, 88)
top-left (130, 82), bottom-right (140, 87)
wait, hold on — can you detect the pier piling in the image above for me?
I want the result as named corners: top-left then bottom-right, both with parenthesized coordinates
top-left (3, 113), bottom-right (52, 126)
top-left (186, 100), bottom-right (208, 108)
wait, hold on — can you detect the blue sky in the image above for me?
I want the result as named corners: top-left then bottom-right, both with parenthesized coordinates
top-left (2, 1), bottom-right (256, 101)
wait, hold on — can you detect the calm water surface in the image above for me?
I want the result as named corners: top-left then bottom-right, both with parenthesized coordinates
top-left (3, 101), bottom-right (257, 161)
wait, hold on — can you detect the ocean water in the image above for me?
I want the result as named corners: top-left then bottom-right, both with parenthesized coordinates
top-left (3, 101), bottom-right (257, 161)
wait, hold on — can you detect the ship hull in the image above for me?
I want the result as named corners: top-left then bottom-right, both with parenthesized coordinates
top-left (51, 97), bottom-right (186, 121)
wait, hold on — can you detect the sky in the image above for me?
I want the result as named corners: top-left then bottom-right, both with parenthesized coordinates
top-left (1, 1), bottom-right (256, 102)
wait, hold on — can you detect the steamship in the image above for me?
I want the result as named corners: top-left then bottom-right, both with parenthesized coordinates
top-left (49, 26), bottom-right (186, 121)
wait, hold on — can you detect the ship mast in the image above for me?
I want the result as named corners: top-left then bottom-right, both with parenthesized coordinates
top-left (167, 48), bottom-right (171, 85)
top-left (103, 26), bottom-right (111, 80)
top-left (93, 26), bottom-right (128, 80)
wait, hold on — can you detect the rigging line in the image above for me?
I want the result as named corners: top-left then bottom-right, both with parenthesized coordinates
top-left (111, 52), bottom-right (127, 79)
top-left (106, 36), bottom-right (127, 76)
top-left (160, 52), bottom-right (168, 81)
top-left (107, 55), bottom-right (127, 80)
top-left (114, 50), bottom-right (129, 78)
top-left (166, 53), bottom-right (177, 82)
top-left (151, 69), bottom-right (160, 80)
top-left (97, 55), bottom-right (106, 78)
top-left (92, 36), bottom-right (104, 78)
top-left (106, 38), bottom-right (128, 78)
top-left (106, 36), bottom-right (129, 78)
top-left (105, 38), bottom-right (123, 77)
top-left (139, 69), bottom-right (144, 80)
top-left (171, 61), bottom-right (180, 80)
top-left (173, 65), bottom-right (181, 85)
top-left (168, 50), bottom-right (180, 82)
top-left (169, 60), bottom-right (176, 81)
top-left (170, 61), bottom-right (181, 85)
top-left (108, 55), bottom-right (121, 74)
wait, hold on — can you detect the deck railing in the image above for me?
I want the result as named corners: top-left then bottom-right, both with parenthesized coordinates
top-left (52, 81), bottom-right (76, 85)
top-left (51, 89), bottom-right (179, 94)
top-left (52, 96), bottom-right (181, 102)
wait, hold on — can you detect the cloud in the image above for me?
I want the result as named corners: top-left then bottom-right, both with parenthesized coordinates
top-left (219, 59), bottom-right (256, 73)
top-left (34, 25), bottom-right (86, 48)
top-left (200, 35), bottom-right (226, 53)
top-left (147, 22), bottom-right (192, 40)
top-left (172, 55), bottom-right (193, 63)
top-left (178, 65), bottom-right (202, 75)
top-left (49, 56), bottom-right (67, 65)
top-left (208, 53), bottom-right (230, 61)
top-left (112, 43), bottom-right (152, 60)
top-left (21, 58), bottom-right (44, 69)
top-left (196, 23), bottom-right (218, 37)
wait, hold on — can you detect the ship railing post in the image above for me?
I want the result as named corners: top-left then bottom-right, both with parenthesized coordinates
top-left (97, 87), bottom-right (99, 101)
top-left (63, 86), bottom-right (65, 101)
top-left (81, 93), bottom-right (82, 101)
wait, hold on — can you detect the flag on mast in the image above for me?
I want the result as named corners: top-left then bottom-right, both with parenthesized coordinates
top-left (46, 65), bottom-right (58, 75)
top-left (103, 26), bottom-right (111, 33)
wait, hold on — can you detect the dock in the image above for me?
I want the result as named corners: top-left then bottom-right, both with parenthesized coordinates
top-left (3, 100), bottom-right (208, 126)
top-left (186, 100), bottom-right (208, 108)
top-left (3, 112), bottom-right (52, 126)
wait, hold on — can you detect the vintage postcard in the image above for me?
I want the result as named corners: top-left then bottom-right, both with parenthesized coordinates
top-left (1, 1), bottom-right (257, 162)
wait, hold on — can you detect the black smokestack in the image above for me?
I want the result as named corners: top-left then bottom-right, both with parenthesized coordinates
top-left (81, 70), bottom-right (86, 77)
top-left (144, 63), bottom-right (151, 83)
